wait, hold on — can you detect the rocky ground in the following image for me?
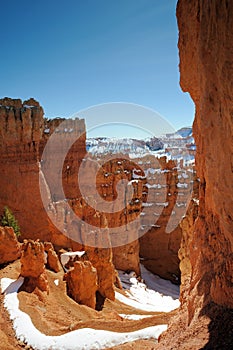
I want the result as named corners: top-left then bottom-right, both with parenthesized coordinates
top-left (0, 259), bottom-right (178, 350)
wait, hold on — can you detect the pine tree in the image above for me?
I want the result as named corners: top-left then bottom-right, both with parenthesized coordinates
top-left (1, 206), bottom-right (21, 237)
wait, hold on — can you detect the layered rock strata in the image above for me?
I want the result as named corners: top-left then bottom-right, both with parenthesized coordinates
top-left (0, 97), bottom-right (192, 292)
top-left (0, 98), bottom-right (86, 245)
top-left (89, 154), bottom-right (194, 281)
top-left (0, 99), bottom-right (116, 301)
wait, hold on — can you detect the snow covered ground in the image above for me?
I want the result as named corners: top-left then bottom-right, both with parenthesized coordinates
top-left (0, 277), bottom-right (167, 350)
top-left (140, 264), bottom-right (180, 299)
top-left (116, 266), bottom-right (180, 313)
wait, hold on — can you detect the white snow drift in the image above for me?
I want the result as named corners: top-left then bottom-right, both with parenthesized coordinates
top-left (116, 267), bottom-right (180, 313)
top-left (1, 277), bottom-right (167, 350)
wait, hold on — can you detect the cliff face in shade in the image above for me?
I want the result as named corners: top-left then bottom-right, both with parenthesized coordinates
top-left (157, 1), bottom-right (233, 348)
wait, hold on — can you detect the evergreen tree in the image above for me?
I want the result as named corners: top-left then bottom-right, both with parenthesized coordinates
top-left (1, 206), bottom-right (21, 237)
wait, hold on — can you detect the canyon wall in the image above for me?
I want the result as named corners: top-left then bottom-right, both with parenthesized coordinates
top-left (0, 98), bottom-right (51, 241)
top-left (0, 97), bottom-right (86, 246)
top-left (0, 97), bottom-right (191, 284)
top-left (89, 154), bottom-right (194, 281)
top-left (0, 97), bottom-right (192, 286)
top-left (157, 1), bottom-right (233, 348)
top-left (0, 98), bottom-right (116, 301)
top-left (138, 155), bottom-right (192, 283)
top-left (177, 0), bottom-right (233, 312)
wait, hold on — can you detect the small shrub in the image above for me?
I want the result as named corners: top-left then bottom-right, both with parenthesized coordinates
top-left (1, 206), bottom-right (21, 237)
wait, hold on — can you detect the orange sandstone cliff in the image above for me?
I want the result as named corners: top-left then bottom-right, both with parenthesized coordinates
top-left (0, 97), bottom-right (86, 245)
top-left (0, 97), bottom-right (185, 283)
top-left (157, 1), bottom-right (233, 349)
top-left (0, 98), bottom-right (116, 301)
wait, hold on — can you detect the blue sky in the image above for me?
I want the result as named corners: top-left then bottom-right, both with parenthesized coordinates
top-left (0, 0), bottom-right (194, 137)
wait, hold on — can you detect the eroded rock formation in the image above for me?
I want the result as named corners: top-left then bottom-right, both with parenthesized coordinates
top-left (157, 1), bottom-right (233, 348)
top-left (177, 0), bottom-right (233, 313)
top-left (20, 240), bottom-right (49, 292)
top-left (86, 247), bottom-right (115, 301)
top-left (65, 260), bottom-right (98, 309)
top-left (0, 98), bottom-right (86, 246)
top-left (90, 154), bottom-right (193, 281)
top-left (44, 242), bottom-right (62, 273)
top-left (0, 226), bottom-right (21, 264)
top-left (0, 99), bottom-right (117, 302)
top-left (138, 156), bottom-right (191, 283)
top-left (0, 97), bottom-right (192, 286)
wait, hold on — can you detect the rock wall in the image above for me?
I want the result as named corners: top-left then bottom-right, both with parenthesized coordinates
top-left (0, 98), bottom-right (86, 245)
top-left (0, 98), bottom-right (48, 241)
top-left (91, 154), bottom-right (193, 281)
top-left (138, 155), bottom-right (192, 283)
top-left (93, 157), bottom-right (142, 276)
top-left (157, 1), bottom-right (233, 348)
top-left (0, 97), bottom-right (193, 284)
top-left (0, 98), bottom-right (116, 301)
top-left (177, 0), bottom-right (233, 313)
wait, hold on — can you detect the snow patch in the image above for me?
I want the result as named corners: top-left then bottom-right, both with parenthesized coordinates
top-left (60, 251), bottom-right (85, 266)
top-left (140, 265), bottom-right (180, 299)
top-left (117, 269), bottom-right (180, 313)
top-left (0, 278), bottom-right (168, 350)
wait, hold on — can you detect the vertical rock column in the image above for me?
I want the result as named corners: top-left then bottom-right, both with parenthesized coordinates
top-left (0, 98), bottom-right (49, 240)
top-left (177, 0), bottom-right (233, 313)
top-left (20, 240), bottom-right (49, 293)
